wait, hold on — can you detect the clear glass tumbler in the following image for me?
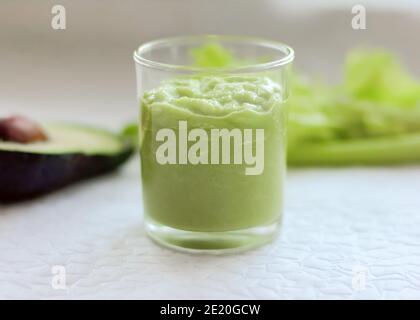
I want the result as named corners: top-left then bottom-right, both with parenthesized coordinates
top-left (134, 35), bottom-right (294, 254)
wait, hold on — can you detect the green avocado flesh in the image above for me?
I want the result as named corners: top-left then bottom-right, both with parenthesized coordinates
top-left (0, 124), bottom-right (133, 202)
top-left (140, 75), bottom-right (286, 232)
top-left (0, 124), bottom-right (125, 155)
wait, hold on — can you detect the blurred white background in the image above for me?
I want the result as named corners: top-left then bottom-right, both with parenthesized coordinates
top-left (1, 0), bottom-right (419, 127)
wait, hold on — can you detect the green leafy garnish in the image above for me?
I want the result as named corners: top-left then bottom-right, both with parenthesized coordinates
top-left (121, 122), bottom-right (139, 149)
top-left (190, 42), bottom-right (237, 68)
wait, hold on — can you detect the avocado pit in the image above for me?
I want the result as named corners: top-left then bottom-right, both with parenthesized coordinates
top-left (0, 116), bottom-right (48, 144)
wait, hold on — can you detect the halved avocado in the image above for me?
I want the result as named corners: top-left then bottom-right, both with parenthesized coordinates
top-left (0, 123), bottom-right (133, 202)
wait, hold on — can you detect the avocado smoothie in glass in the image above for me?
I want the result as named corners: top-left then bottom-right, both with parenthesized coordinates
top-left (134, 36), bottom-right (294, 253)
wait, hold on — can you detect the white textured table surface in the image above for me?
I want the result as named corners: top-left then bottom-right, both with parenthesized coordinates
top-left (1, 159), bottom-right (419, 299)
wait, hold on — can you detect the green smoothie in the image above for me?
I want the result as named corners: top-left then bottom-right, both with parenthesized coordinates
top-left (140, 75), bottom-right (286, 232)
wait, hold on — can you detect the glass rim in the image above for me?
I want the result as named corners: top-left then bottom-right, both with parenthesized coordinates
top-left (133, 35), bottom-right (294, 73)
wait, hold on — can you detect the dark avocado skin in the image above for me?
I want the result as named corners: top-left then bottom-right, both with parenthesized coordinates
top-left (0, 146), bottom-right (133, 203)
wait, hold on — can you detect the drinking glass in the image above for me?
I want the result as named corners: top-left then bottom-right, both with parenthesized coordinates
top-left (134, 35), bottom-right (294, 253)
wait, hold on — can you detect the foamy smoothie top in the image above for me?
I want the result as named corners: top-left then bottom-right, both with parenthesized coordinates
top-left (142, 76), bottom-right (283, 117)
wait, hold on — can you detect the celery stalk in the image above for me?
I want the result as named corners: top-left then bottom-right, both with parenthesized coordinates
top-left (288, 133), bottom-right (420, 166)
